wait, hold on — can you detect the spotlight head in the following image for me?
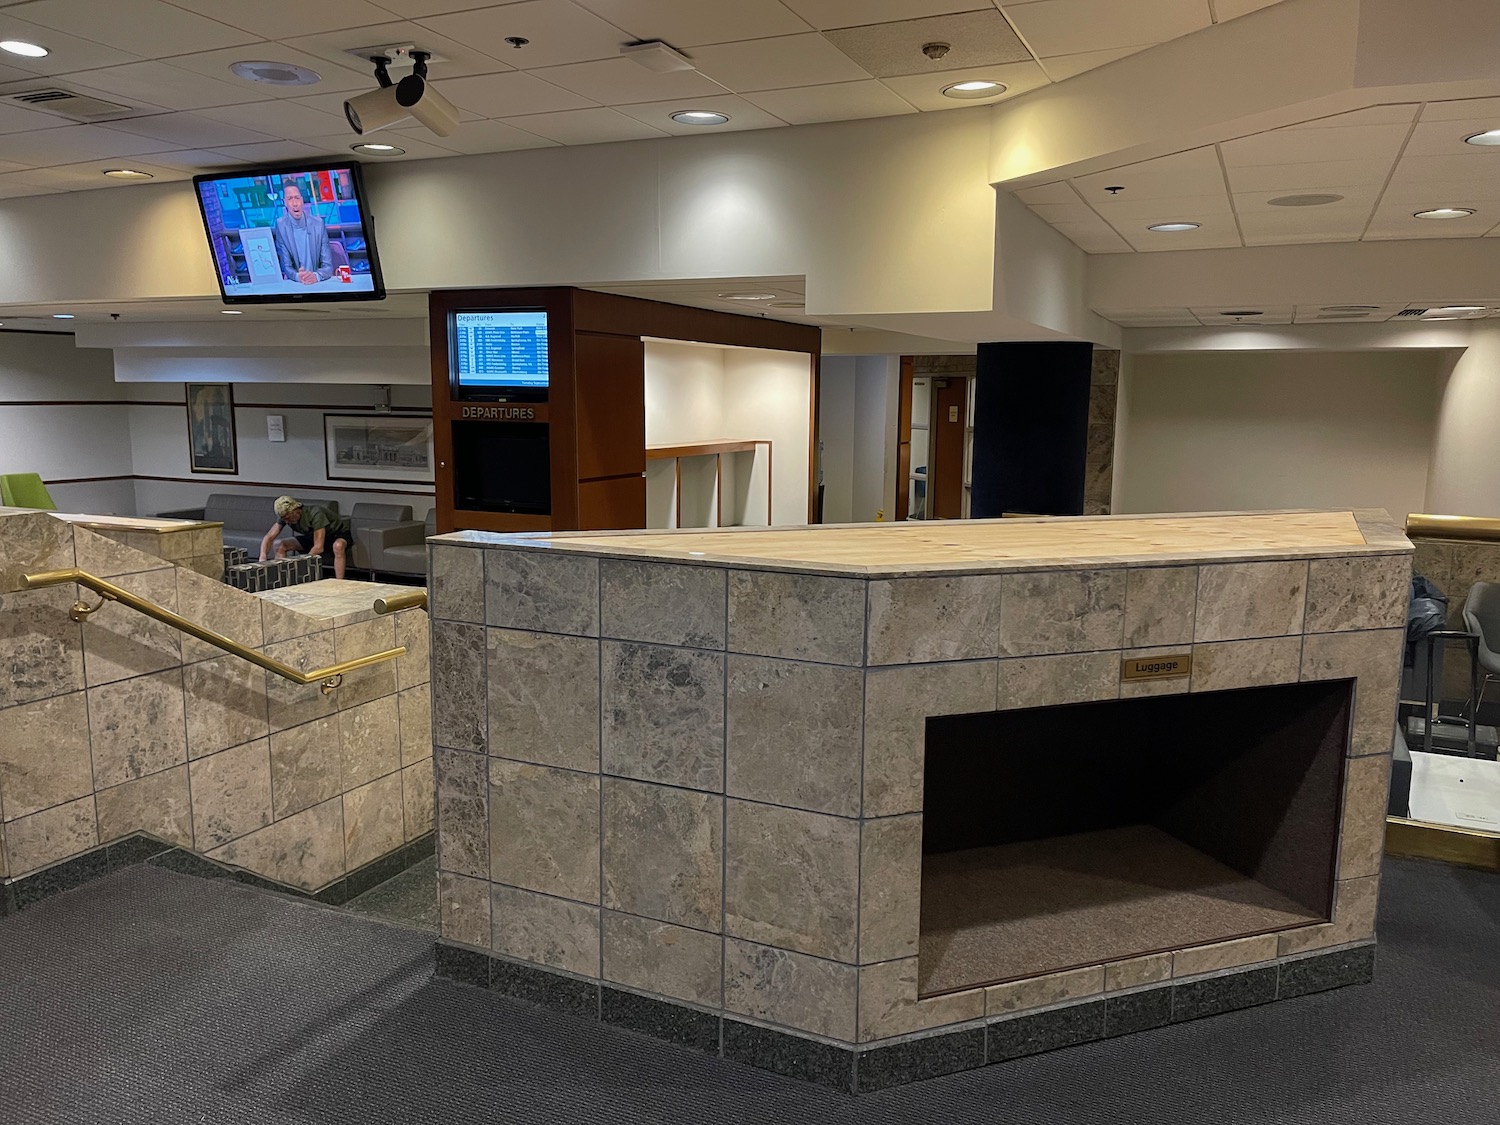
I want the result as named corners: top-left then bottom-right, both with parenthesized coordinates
top-left (395, 72), bottom-right (459, 137)
top-left (344, 85), bottom-right (410, 134)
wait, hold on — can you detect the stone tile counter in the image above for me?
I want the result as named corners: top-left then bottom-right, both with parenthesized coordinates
top-left (430, 510), bottom-right (1410, 1092)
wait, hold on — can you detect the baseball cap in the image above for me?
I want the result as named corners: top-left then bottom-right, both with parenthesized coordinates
top-left (274, 496), bottom-right (300, 519)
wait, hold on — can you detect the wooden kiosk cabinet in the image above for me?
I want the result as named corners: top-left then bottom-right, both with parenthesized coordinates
top-left (431, 287), bottom-right (821, 534)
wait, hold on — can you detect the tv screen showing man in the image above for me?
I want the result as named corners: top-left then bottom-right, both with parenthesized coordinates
top-left (274, 183), bottom-right (333, 285)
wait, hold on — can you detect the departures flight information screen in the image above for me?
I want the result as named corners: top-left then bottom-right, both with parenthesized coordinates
top-left (453, 310), bottom-right (550, 387)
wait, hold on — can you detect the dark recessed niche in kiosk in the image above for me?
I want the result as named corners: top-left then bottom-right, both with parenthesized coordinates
top-left (452, 421), bottom-right (550, 515)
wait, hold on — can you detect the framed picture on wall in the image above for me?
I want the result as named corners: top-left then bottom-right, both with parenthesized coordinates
top-left (324, 414), bottom-right (435, 484)
top-left (186, 383), bottom-right (238, 474)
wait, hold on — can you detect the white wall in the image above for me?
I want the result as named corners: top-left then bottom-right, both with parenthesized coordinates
top-left (1115, 349), bottom-right (1446, 521)
top-left (818, 357), bottom-right (857, 524)
top-left (1427, 322), bottom-right (1500, 518)
top-left (820, 355), bottom-right (899, 524)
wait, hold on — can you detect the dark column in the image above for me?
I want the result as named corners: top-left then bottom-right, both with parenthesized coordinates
top-left (970, 341), bottom-right (1094, 518)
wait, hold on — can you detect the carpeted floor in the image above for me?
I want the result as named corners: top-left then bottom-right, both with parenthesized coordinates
top-left (0, 856), bottom-right (1496, 1124)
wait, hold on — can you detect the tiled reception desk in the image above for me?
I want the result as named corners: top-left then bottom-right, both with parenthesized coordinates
top-left (429, 510), bottom-right (1410, 1092)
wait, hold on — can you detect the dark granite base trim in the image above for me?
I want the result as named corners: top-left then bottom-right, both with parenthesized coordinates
top-left (0, 831), bottom-right (435, 917)
top-left (432, 940), bottom-right (1378, 1094)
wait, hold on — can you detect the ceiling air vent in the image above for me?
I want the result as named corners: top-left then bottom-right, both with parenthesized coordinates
top-left (1314, 313), bottom-right (1371, 320)
top-left (1394, 308), bottom-right (1430, 318)
top-left (5, 88), bottom-right (134, 122)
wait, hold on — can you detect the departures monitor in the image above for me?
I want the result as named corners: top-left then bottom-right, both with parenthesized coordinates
top-left (452, 309), bottom-right (550, 398)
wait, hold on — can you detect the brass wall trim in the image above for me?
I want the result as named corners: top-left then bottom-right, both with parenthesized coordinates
top-left (374, 590), bottom-right (428, 615)
top-left (1404, 514), bottom-right (1500, 542)
top-left (21, 568), bottom-right (405, 695)
top-left (1385, 816), bottom-right (1500, 872)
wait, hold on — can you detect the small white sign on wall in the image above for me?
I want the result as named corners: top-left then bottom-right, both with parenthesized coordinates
top-left (266, 414), bottom-right (286, 442)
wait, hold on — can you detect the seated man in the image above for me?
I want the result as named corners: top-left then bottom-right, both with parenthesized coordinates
top-left (260, 496), bottom-right (353, 580)
top-left (271, 182), bottom-right (333, 286)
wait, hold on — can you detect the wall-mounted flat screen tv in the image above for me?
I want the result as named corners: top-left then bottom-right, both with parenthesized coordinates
top-left (451, 309), bottom-right (550, 399)
top-left (193, 162), bottom-right (385, 303)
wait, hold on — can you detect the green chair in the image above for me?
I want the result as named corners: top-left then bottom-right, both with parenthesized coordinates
top-left (0, 473), bottom-right (57, 510)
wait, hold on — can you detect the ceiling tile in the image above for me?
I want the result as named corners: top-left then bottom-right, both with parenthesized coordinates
top-left (568, 0), bottom-right (811, 47)
top-left (744, 79), bottom-right (913, 125)
top-left (1283, 104), bottom-right (1418, 129)
top-left (1119, 214), bottom-right (1241, 251)
top-left (1421, 96), bottom-right (1500, 123)
top-left (390, 117), bottom-right (559, 153)
top-left (362, 0), bottom-right (491, 16)
top-left (1051, 221), bottom-right (1132, 253)
top-left (1220, 122), bottom-right (1410, 167)
top-left (1189, 306), bottom-right (1294, 324)
top-left (0, 156), bottom-right (31, 173)
top-left (208, 139), bottom-right (329, 162)
top-left (124, 147), bottom-right (248, 171)
top-left (168, 0), bottom-right (396, 39)
top-left (436, 70), bottom-right (596, 117)
top-left (1232, 186), bottom-right (1380, 213)
top-left (419, 1), bottom-right (633, 70)
top-left (779, 0), bottom-right (985, 30)
top-left (1210, 0), bottom-right (1284, 20)
top-left (1024, 200), bottom-right (1098, 224)
top-left (7, 0), bottom-right (259, 57)
top-left (47, 60), bottom-right (269, 112)
top-left (280, 22), bottom-right (515, 82)
top-left (0, 97), bottom-right (69, 136)
top-left (1224, 158), bottom-right (1394, 193)
top-left (0, 172), bottom-right (60, 197)
top-left (1402, 118), bottom-right (1500, 158)
top-left (1001, 0), bottom-right (1209, 58)
top-left (499, 105), bottom-right (667, 143)
top-left (0, 122), bottom-right (171, 164)
top-left (199, 99), bottom-right (350, 140)
top-left (534, 56), bottom-right (726, 104)
top-left (689, 33), bottom-right (870, 92)
top-left (169, 44), bottom-right (373, 96)
top-left (1096, 192), bottom-right (1234, 222)
top-left (0, 13), bottom-right (143, 72)
top-left (0, 154), bottom-right (189, 188)
top-left (1385, 154), bottom-right (1500, 190)
top-left (299, 129), bottom-right (464, 159)
top-left (879, 59), bottom-right (1048, 110)
top-left (1036, 45), bottom-right (1144, 81)
top-left (100, 111), bottom-right (273, 148)
top-left (826, 10), bottom-right (1031, 78)
top-left (1013, 181), bottom-right (1075, 205)
top-left (613, 93), bottom-right (786, 134)
top-left (1074, 146), bottom-right (1225, 202)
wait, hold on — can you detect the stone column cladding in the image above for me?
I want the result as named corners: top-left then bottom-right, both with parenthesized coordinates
top-left (0, 510), bottom-right (432, 896)
top-left (90, 522), bottom-right (226, 581)
top-left (1085, 349), bottom-right (1119, 516)
top-left (429, 510), bottom-right (1410, 1088)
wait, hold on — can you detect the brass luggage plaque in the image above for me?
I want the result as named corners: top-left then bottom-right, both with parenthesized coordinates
top-left (1121, 653), bottom-right (1192, 681)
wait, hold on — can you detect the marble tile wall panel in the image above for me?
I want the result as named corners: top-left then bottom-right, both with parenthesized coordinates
top-left (182, 656), bottom-right (270, 762)
top-left (395, 610), bottom-right (430, 691)
top-left (344, 772), bottom-right (405, 870)
top-left (0, 691), bottom-right (93, 820)
top-left (996, 651), bottom-right (1119, 709)
top-left (189, 738), bottom-right (273, 850)
top-left (339, 695), bottom-right (401, 789)
top-left (430, 545), bottom-right (484, 623)
top-left (863, 661), bottom-right (997, 817)
top-left (1122, 566), bottom-right (1196, 649)
top-left (72, 527), bottom-right (169, 580)
top-left (0, 586), bottom-right (84, 709)
top-left (600, 559), bottom-right (726, 649)
top-left (431, 622), bottom-right (486, 753)
top-left (865, 575), bottom-right (1003, 665)
top-left (602, 912), bottom-right (723, 1008)
top-left (81, 568), bottom-right (182, 687)
top-left (1189, 637), bottom-right (1303, 694)
top-left (207, 796), bottom-right (345, 892)
top-left (726, 571), bottom-right (865, 666)
top-left (94, 765), bottom-right (193, 848)
top-left (87, 669), bottom-right (188, 790)
top-left (1305, 555), bottom-right (1411, 634)
top-left (440, 871), bottom-right (491, 948)
top-left (601, 641), bottom-right (723, 791)
top-left (1301, 629), bottom-right (1404, 756)
top-left (859, 959), bottom-right (984, 1042)
top-left (997, 570), bottom-right (1125, 657)
top-left (489, 759), bottom-right (599, 903)
top-left (723, 937), bottom-right (857, 1041)
top-left (1194, 561), bottom-right (1307, 642)
top-left (402, 759), bottom-right (434, 840)
top-left (601, 777), bottom-right (722, 931)
top-left (492, 884), bottom-right (600, 977)
top-left (1172, 935), bottom-right (1278, 977)
top-left (0, 510), bottom-right (74, 594)
top-left (435, 747), bottom-right (488, 880)
top-left (398, 683), bottom-right (433, 767)
top-left (260, 597), bottom-right (332, 646)
top-left (983, 966), bottom-right (1104, 1017)
top-left (5, 795), bottom-right (96, 876)
top-left (724, 799), bottom-right (859, 963)
top-left (488, 629), bottom-right (600, 772)
top-left (1103, 954), bottom-right (1172, 991)
top-left (725, 656), bottom-right (862, 817)
top-left (1338, 753), bottom-right (1393, 881)
top-left (858, 815), bottom-right (921, 964)
top-left (485, 549), bottom-right (599, 637)
top-left (174, 566), bottom-right (264, 664)
top-left (1278, 875), bottom-right (1380, 956)
top-left (269, 715), bottom-right (341, 819)
top-left (263, 632), bottom-right (338, 734)
top-left (332, 616), bottom-right (399, 710)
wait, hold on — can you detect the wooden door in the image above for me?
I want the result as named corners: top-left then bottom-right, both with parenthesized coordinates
top-left (932, 377), bottom-right (967, 520)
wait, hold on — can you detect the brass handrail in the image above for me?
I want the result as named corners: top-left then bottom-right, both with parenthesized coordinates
top-left (21, 568), bottom-right (406, 695)
top-left (373, 590), bottom-right (428, 615)
top-left (1405, 514), bottom-right (1500, 542)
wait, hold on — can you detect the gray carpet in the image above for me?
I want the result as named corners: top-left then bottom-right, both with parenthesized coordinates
top-left (0, 857), bottom-right (1496, 1124)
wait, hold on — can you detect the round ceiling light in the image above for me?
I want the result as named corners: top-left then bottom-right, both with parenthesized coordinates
top-left (1268, 193), bottom-right (1345, 207)
top-left (0, 40), bottom-right (49, 58)
top-left (717, 292), bottom-right (778, 301)
top-left (1147, 222), bottom-right (1200, 232)
top-left (1322, 305), bottom-right (1380, 312)
top-left (52, 313), bottom-right (74, 319)
top-left (1414, 207), bottom-right (1475, 219)
top-left (1463, 129), bottom-right (1500, 147)
top-left (351, 143), bottom-right (405, 156)
top-left (1219, 310), bottom-right (1264, 317)
top-left (670, 110), bottom-right (730, 126)
top-left (941, 79), bottom-right (1007, 100)
top-left (229, 60), bottom-right (322, 86)
top-left (102, 168), bottom-right (153, 179)
top-left (221, 309), bottom-right (244, 315)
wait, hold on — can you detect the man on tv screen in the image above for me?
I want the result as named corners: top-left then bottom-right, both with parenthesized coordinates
top-left (272, 182), bottom-right (333, 285)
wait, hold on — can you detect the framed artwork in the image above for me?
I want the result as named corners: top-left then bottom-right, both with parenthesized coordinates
top-left (324, 413), bottom-right (435, 484)
top-left (186, 383), bottom-right (238, 474)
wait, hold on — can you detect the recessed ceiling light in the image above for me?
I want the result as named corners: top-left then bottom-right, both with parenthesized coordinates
top-left (0, 40), bottom-right (49, 59)
top-left (351, 143), bottom-right (405, 155)
top-left (1431, 305), bottom-right (1487, 314)
top-left (941, 79), bottom-right (1007, 100)
top-left (1322, 305), bottom-right (1380, 312)
top-left (52, 313), bottom-right (74, 319)
top-left (1268, 193), bottom-right (1345, 207)
top-left (1414, 207), bottom-right (1476, 219)
top-left (1463, 129), bottom-right (1500, 147)
top-left (229, 60), bottom-right (321, 86)
top-left (221, 309), bottom-right (244, 315)
top-left (102, 168), bottom-right (153, 180)
top-left (717, 292), bottom-right (778, 300)
top-left (1148, 222), bottom-right (1200, 232)
top-left (670, 110), bottom-right (730, 126)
